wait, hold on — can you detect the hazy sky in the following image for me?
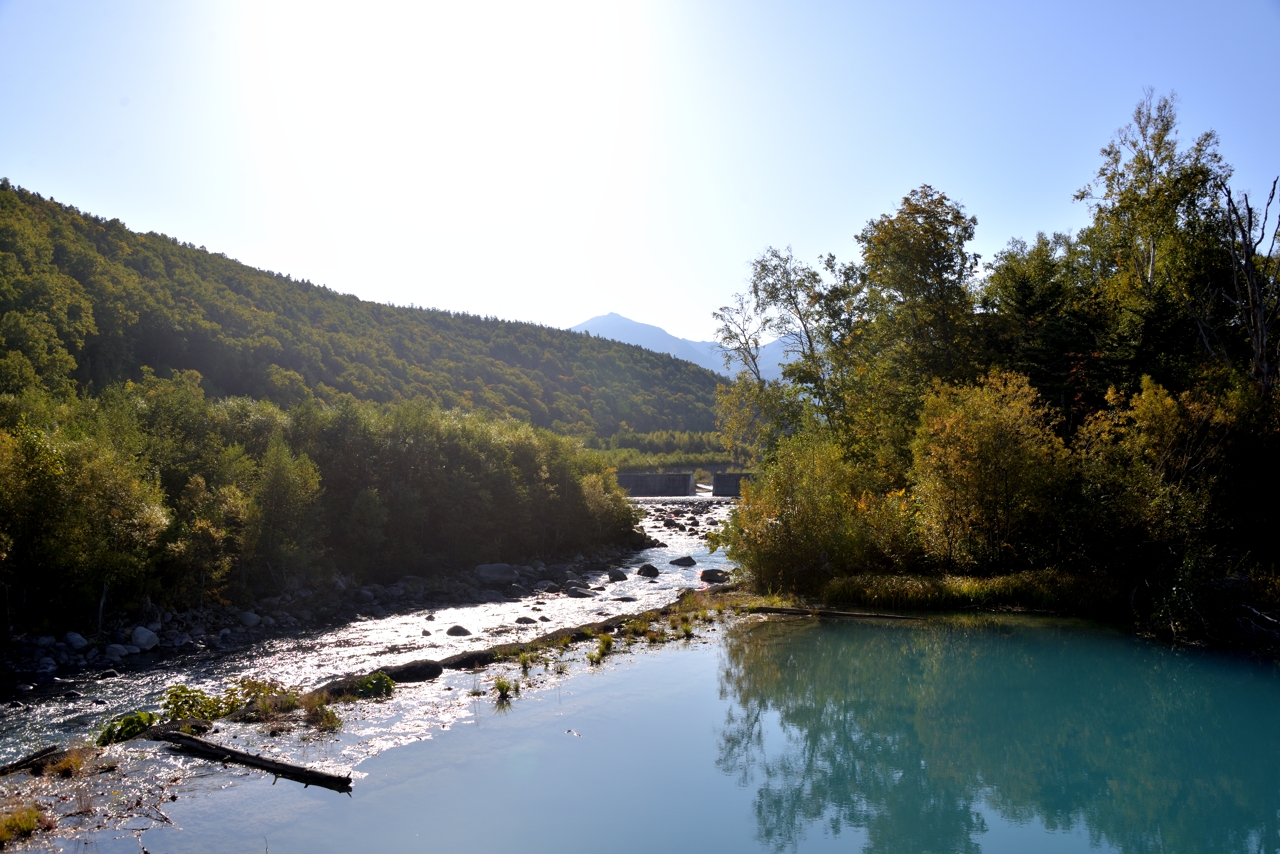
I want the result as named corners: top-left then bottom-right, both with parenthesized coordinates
top-left (2, 1), bottom-right (1277, 340)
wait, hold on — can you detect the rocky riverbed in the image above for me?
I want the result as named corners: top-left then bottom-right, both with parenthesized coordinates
top-left (0, 498), bottom-right (737, 849)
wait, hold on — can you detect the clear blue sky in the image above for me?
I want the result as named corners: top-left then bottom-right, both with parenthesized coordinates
top-left (1, 0), bottom-right (1277, 340)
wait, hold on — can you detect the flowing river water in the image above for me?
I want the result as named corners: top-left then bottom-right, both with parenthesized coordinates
top-left (6, 499), bottom-right (1280, 853)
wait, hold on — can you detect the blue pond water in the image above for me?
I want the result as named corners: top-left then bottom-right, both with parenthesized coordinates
top-left (96, 614), bottom-right (1280, 853)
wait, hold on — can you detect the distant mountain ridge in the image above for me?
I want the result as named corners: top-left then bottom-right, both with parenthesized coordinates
top-left (571, 313), bottom-right (788, 381)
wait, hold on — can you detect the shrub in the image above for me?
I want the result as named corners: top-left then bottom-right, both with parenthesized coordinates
top-left (711, 433), bottom-right (919, 594)
top-left (96, 711), bottom-right (157, 746)
top-left (910, 371), bottom-right (1072, 571)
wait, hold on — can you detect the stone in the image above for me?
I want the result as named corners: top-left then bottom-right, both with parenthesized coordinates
top-left (131, 626), bottom-right (160, 651)
top-left (700, 569), bottom-right (731, 583)
top-left (238, 611), bottom-right (262, 628)
top-left (539, 616), bottom-right (551, 622)
top-left (636, 564), bottom-right (660, 578)
top-left (36, 636), bottom-right (56, 647)
top-left (124, 645), bottom-right (141, 654)
top-left (146, 621), bottom-right (162, 633)
top-left (64, 632), bottom-right (89, 651)
top-left (563, 578), bottom-right (590, 590)
top-left (446, 625), bottom-right (472, 636)
top-left (475, 563), bottom-right (519, 587)
top-left (385, 585), bottom-right (406, 598)
top-left (358, 588), bottom-right (376, 602)
top-left (426, 614), bottom-right (436, 621)
top-left (541, 583), bottom-right (561, 594)
top-left (612, 596), bottom-right (638, 602)
top-left (669, 556), bottom-right (697, 567)
top-left (515, 616), bottom-right (537, 624)
top-left (105, 644), bottom-right (129, 661)
top-left (565, 587), bottom-right (597, 598)
top-left (606, 568), bottom-right (628, 582)
top-left (505, 584), bottom-right (532, 599)
top-left (174, 633), bottom-right (193, 647)
top-left (381, 659), bottom-right (443, 682)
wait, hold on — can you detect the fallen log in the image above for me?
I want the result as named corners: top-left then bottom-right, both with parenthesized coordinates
top-left (149, 730), bottom-right (352, 793)
top-left (748, 605), bottom-right (921, 621)
top-left (0, 745), bottom-right (59, 777)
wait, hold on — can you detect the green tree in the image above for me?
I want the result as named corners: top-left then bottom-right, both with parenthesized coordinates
top-left (910, 371), bottom-right (1072, 570)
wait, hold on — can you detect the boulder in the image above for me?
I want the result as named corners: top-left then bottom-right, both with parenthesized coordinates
top-left (475, 563), bottom-right (519, 587)
top-left (505, 585), bottom-right (532, 599)
top-left (238, 611), bottom-right (262, 628)
top-left (515, 616), bottom-right (537, 624)
top-left (446, 625), bottom-right (472, 636)
top-left (565, 587), bottom-right (597, 598)
top-left (381, 659), bottom-right (443, 682)
top-left (538, 616), bottom-right (551, 622)
top-left (606, 568), bottom-right (628, 582)
top-left (36, 636), bottom-right (56, 647)
top-left (541, 583), bottom-right (561, 594)
top-left (64, 632), bottom-right (89, 651)
top-left (669, 556), bottom-right (697, 567)
top-left (104, 644), bottom-right (129, 661)
top-left (636, 564), bottom-right (660, 578)
top-left (700, 569), bottom-right (731, 584)
top-left (563, 578), bottom-right (590, 590)
top-left (131, 626), bottom-right (160, 651)
top-left (385, 585), bottom-right (406, 599)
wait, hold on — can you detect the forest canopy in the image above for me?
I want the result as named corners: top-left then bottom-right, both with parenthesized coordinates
top-left (711, 93), bottom-right (1280, 650)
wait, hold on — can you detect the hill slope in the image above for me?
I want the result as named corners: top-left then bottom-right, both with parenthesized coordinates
top-left (571, 312), bottom-right (790, 381)
top-left (0, 181), bottom-right (720, 435)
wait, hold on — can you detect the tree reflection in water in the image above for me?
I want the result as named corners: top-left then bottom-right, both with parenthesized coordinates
top-left (716, 616), bottom-right (1280, 853)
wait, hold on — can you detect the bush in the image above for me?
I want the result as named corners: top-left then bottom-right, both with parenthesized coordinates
top-left (711, 433), bottom-right (920, 594)
top-left (96, 711), bottom-right (157, 746)
top-left (910, 371), bottom-right (1072, 571)
top-left (823, 570), bottom-right (1110, 615)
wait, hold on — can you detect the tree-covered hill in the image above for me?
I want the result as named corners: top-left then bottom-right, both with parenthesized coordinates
top-left (0, 180), bottom-right (721, 436)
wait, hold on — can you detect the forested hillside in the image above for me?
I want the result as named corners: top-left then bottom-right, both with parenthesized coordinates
top-left (0, 180), bottom-right (720, 437)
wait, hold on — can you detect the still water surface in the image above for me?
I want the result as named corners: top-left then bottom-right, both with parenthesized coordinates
top-left (107, 613), bottom-right (1280, 854)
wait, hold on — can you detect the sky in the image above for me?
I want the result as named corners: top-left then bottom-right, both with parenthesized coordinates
top-left (1, 1), bottom-right (1277, 341)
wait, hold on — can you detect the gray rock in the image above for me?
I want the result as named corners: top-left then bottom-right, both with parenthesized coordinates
top-left (541, 583), bottom-right (561, 594)
top-left (131, 626), bottom-right (160, 651)
top-left (145, 621), bottom-right (162, 633)
top-left (174, 633), bottom-right (193, 647)
top-left (238, 611), bottom-right (262, 627)
top-left (385, 585), bottom-right (406, 598)
top-left (669, 556), bottom-right (697, 567)
top-left (422, 629), bottom-right (432, 636)
top-left (37, 657), bottom-right (57, 671)
top-left (124, 644), bottom-right (141, 654)
top-left (36, 635), bottom-right (56, 647)
top-left (515, 616), bottom-right (537, 624)
top-left (358, 588), bottom-right (376, 602)
top-left (700, 569), bottom-right (731, 583)
top-left (606, 568), bottom-right (628, 582)
top-left (475, 563), bottom-right (519, 587)
top-left (64, 632), bottom-right (89, 651)
top-left (636, 564), bottom-right (660, 578)
top-left (505, 584), bottom-right (532, 599)
top-left (104, 644), bottom-right (129, 660)
top-left (539, 616), bottom-right (551, 622)
top-left (446, 625), bottom-right (472, 636)
top-left (563, 578), bottom-right (590, 590)
top-left (381, 659), bottom-right (443, 682)
top-left (565, 587), bottom-right (597, 598)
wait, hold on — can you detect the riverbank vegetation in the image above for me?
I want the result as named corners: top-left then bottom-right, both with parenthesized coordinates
top-left (710, 93), bottom-right (1280, 649)
top-left (0, 370), bottom-right (639, 634)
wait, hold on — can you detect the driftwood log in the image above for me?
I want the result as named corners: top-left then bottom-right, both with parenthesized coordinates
top-left (748, 605), bottom-right (921, 621)
top-left (149, 730), bottom-right (352, 793)
top-left (0, 745), bottom-right (59, 776)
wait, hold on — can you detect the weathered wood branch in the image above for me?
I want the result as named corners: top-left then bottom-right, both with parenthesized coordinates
top-left (0, 745), bottom-right (59, 776)
top-left (149, 731), bottom-right (352, 793)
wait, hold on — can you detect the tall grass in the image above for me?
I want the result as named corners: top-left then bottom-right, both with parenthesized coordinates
top-left (823, 570), bottom-right (1116, 615)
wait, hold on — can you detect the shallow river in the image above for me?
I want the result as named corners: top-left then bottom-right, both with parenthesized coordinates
top-left (11, 503), bottom-right (1280, 853)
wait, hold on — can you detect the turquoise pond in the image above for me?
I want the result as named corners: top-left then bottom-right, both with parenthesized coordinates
top-left (76, 614), bottom-right (1280, 853)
